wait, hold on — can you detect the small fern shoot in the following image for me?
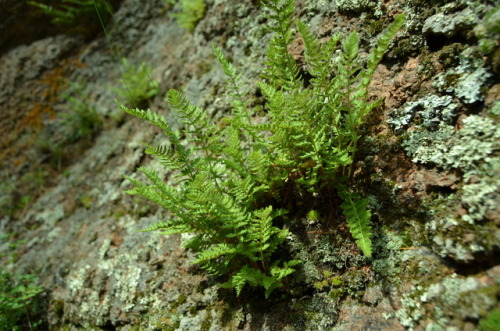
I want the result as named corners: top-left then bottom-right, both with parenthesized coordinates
top-left (338, 187), bottom-right (373, 258)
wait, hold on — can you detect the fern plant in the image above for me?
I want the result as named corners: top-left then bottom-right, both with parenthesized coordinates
top-left (123, 0), bottom-right (404, 296)
top-left (0, 235), bottom-right (44, 330)
top-left (60, 80), bottom-right (102, 142)
top-left (113, 58), bottom-right (160, 108)
top-left (256, 0), bottom-right (403, 258)
top-left (123, 96), bottom-right (300, 298)
top-left (167, 0), bottom-right (206, 32)
top-left (0, 269), bottom-right (43, 331)
top-left (28, 0), bottom-right (112, 26)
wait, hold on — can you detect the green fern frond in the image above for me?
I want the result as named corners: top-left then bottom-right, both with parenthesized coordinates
top-left (120, 106), bottom-right (169, 132)
top-left (139, 221), bottom-right (192, 235)
top-left (250, 206), bottom-right (274, 253)
top-left (247, 149), bottom-right (272, 183)
top-left (261, 260), bottom-right (301, 298)
top-left (261, 0), bottom-right (301, 90)
top-left (137, 167), bottom-right (180, 203)
top-left (124, 174), bottom-right (179, 211)
top-left (119, 106), bottom-right (186, 155)
top-left (362, 14), bottom-right (405, 91)
top-left (219, 126), bottom-right (249, 177)
top-left (139, 221), bottom-right (170, 232)
top-left (298, 20), bottom-right (342, 99)
top-left (338, 187), bottom-right (373, 258)
top-left (171, 0), bottom-right (206, 32)
top-left (228, 177), bottom-right (255, 203)
top-left (213, 45), bottom-right (251, 122)
top-left (114, 58), bottom-right (160, 107)
top-left (166, 89), bottom-right (213, 132)
top-left (144, 144), bottom-right (187, 173)
top-left (261, 276), bottom-right (282, 299)
top-left (158, 225), bottom-right (195, 236)
top-left (342, 31), bottom-right (360, 62)
top-left (270, 259), bottom-right (301, 280)
top-left (192, 243), bottom-right (238, 265)
top-left (223, 265), bottom-right (265, 296)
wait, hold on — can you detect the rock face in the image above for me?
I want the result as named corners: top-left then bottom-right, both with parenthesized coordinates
top-left (0, 0), bottom-right (57, 54)
top-left (0, 0), bottom-right (498, 330)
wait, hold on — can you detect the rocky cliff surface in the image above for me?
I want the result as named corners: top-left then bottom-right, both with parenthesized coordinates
top-left (0, 0), bottom-right (498, 330)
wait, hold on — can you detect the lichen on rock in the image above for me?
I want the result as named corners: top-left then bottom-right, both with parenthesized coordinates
top-left (422, 7), bottom-right (477, 38)
top-left (1, 0), bottom-right (499, 330)
top-left (434, 48), bottom-right (494, 104)
top-left (335, 0), bottom-right (381, 15)
top-left (388, 94), bottom-right (458, 131)
top-left (396, 272), bottom-right (499, 330)
top-left (402, 114), bottom-right (499, 230)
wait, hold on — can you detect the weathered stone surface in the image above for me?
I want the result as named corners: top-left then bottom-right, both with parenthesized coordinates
top-left (1, 0), bottom-right (498, 330)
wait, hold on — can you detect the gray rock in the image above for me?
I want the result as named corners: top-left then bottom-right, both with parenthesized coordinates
top-left (423, 8), bottom-right (476, 38)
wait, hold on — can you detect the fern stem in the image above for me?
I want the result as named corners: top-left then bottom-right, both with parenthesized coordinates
top-left (347, 140), bottom-right (357, 178)
top-left (23, 303), bottom-right (34, 331)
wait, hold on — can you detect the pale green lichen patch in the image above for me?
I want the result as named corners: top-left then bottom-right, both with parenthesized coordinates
top-left (401, 125), bottom-right (454, 164)
top-left (336, 0), bottom-right (380, 15)
top-left (388, 94), bottom-right (458, 131)
top-left (293, 292), bottom-right (340, 329)
top-left (395, 287), bottom-right (426, 330)
top-left (402, 115), bottom-right (499, 225)
top-left (404, 116), bottom-right (499, 172)
top-left (390, 38), bottom-right (499, 264)
top-left (434, 48), bottom-right (494, 104)
top-left (372, 230), bottom-right (409, 282)
top-left (422, 7), bottom-right (477, 38)
top-left (490, 101), bottom-right (500, 116)
top-left (442, 116), bottom-right (499, 171)
top-left (396, 273), bottom-right (499, 330)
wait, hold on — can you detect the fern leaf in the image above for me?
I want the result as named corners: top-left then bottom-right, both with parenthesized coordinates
top-left (247, 149), bottom-right (271, 183)
top-left (120, 106), bottom-right (194, 168)
top-left (270, 259), bottom-right (301, 280)
top-left (192, 243), bottom-right (238, 265)
top-left (298, 20), bottom-right (322, 73)
top-left (229, 176), bottom-right (255, 203)
top-left (124, 173), bottom-right (181, 212)
top-left (166, 89), bottom-right (218, 143)
top-left (223, 265), bottom-right (264, 296)
top-left (145, 144), bottom-right (185, 172)
top-left (181, 234), bottom-right (211, 251)
top-left (342, 31), bottom-right (360, 63)
top-left (261, 0), bottom-right (301, 90)
top-left (250, 206), bottom-right (274, 254)
top-left (298, 20), bottom-right (341, 93)
top-left (363, 14), bottom-right (405, 88)
top-left (220, 126), bottom-right (248, 177)
top-left (213, 45), bottom-right (252, 123)
top-left (262, 276), bottom-right (281, 299)
top-left (139, 221), bottom-right (170, 232)
top-left (263, 260), bottom-right (301, 298)
top-left (139, 221), bottom-right (192, 235)
top-left (338, 187), bottom-right (373, 258)
top-left (137, 166), bottom-right (180, 204)
top-left (158, 225), bottom-right (194, 236)
top-left (120, 106), bottom-right (176, 140)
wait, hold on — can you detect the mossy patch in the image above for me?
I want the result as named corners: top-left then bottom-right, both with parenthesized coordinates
top-left (479, 308), bottom-right (500, 331)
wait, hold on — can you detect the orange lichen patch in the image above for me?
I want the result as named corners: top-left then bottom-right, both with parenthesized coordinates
top-left (23, 58), bottom-right (86, 131)
top-left (22, 103), bottom-right (55, 132)
top-left (12, 155), bottom-right (27, 167)
top-left (0, 58), bottom-right (86, 164)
